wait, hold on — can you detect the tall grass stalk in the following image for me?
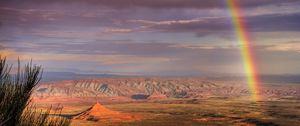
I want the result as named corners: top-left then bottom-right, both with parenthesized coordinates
top-left (0, 56), bottom-right (70, 126)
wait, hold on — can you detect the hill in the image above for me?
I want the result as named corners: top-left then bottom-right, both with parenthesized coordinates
top-left (33, 78), bottom-right (300, 104)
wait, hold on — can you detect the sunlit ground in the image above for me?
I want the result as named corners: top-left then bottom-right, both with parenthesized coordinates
top-left (35, 96), bottom-right (300, 126)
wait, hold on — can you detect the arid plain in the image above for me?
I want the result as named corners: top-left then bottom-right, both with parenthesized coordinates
top-left (32, 78), bottom-right (300, 126)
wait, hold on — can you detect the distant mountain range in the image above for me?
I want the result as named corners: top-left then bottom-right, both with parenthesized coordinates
top-left (41, 72), bottom-right (300, 84)
top-left (34, 78), bottom-right (300, 102)
top-left (41, 72), bottom-right (137, 82)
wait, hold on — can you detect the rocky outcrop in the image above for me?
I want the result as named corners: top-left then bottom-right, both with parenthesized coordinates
top-left (72, 102), bottom-right (141, 122)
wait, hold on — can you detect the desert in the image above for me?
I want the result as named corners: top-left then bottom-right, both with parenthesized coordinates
top-left (31, 78), bottom-right (300, 126)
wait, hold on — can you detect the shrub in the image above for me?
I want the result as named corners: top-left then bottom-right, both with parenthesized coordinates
top-left (0, 56), bottom-right (70, 126)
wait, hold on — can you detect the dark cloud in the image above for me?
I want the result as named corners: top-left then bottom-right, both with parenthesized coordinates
top-left (0, 0), bottom-right (299, 34)
top-left (0, 0), bottom-right (298, 9)
top-left (0, 0), bottom-right (299, 75)
top-left (0, 7), bottom-right (118, 29)
top-left (247, 13), bottom-right (300, 32)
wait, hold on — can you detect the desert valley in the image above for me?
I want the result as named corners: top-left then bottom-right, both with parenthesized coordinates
top-left (32, 78), bottom-right (300, 126)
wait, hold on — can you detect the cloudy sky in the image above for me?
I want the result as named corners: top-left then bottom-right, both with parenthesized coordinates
top-left (0, 0), bottom-right (300, 76)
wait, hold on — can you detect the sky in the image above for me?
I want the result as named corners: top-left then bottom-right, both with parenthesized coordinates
top-left (0, 0), bottom-right (300, 76)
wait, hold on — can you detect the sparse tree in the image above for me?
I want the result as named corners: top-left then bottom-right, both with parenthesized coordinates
top-left (0, 56), bottom-right (70, 126)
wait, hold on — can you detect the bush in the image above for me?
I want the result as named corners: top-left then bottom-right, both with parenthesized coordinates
top-left (0, 56), bottom-right (70, 126)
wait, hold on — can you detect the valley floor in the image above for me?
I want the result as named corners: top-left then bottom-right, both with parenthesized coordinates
top-left (41, 97), bottom-right (300, 126)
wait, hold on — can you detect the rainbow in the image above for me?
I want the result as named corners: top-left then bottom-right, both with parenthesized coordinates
top-left (226, 0), bottom-right (260, 101)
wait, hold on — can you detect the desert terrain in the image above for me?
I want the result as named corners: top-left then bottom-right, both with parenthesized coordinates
top-left (31, 78), bottom-right (300, 126)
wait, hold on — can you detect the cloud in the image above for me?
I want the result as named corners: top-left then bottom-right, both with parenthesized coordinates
top-left (7, 41), bottom-right (176, 57)
top-left (1, 0), bottom-right (299, 39)
top-left (123, 13), bottom-right (300, 36)
top-left (127, 18), bottom-right (230, 34)
top-left (98, 55), bottom-right (177, 65)
top-left (104, 28), bottom-right (133, 33)
top-left (1, 0), bottom-right (298, 9)
top-left (1, 0), bottom-right (300, 75)
top-left (247, 13), bottom-right (300, 32)
top-left (0, 7), bottom-right (66, 24)
top-left (28, 29), bottom-right (105, 39)
top-left (130, 19), bottom-right (205, 25)
top-left (1, 48), bottom-right (176, 65)
top-left (169, 43), bottom-right (239, 50)
top-left (265, 42), bottom-right (300, 53)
